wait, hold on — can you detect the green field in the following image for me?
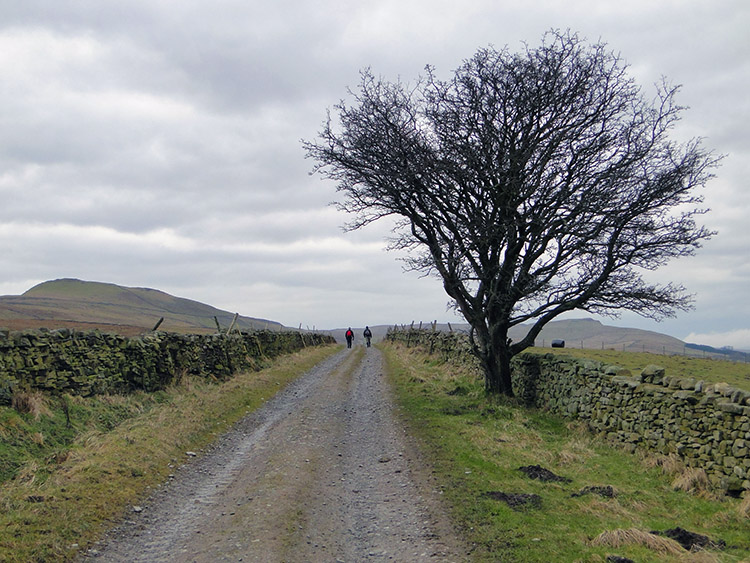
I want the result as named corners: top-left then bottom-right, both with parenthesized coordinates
top-left (534, 346), bottom-right (750, 392)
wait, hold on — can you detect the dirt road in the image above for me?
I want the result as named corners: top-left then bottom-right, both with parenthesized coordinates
top-left (83, 347), bottom-right (468, 562)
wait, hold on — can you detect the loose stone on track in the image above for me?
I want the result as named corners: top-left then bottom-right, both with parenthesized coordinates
top-left (82, 347), bottom-right (467, 562)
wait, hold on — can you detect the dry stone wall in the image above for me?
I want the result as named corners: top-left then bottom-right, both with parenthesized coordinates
top-left (0, 328), bottom-right (334, 404)
top-left (386, 328), bottom-right (750, 494)
top-left (385, 326), bottom-right (478, 367)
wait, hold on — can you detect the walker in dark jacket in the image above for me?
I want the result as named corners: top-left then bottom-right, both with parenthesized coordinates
top-left (363, 326), bottom-right (372, 347)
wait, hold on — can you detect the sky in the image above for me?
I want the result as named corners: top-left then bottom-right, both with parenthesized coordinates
top-left (0, 1), bottom-right (748, 347)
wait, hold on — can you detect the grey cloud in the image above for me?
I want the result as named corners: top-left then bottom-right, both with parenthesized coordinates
top-left (0, 1), bottom-right (748, 338)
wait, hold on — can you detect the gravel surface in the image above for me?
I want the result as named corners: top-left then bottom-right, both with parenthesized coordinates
top-left (82, 347), bottom-right (469, 562)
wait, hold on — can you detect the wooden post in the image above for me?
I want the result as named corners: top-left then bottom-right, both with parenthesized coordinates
top-left (227, 313), bottom-right (239, 334)
top-left (151, 317), bottom-right (164, 331)
top-left (214, 316), bottom-right (222, 333)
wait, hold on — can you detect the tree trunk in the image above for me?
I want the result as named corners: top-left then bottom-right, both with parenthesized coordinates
top-left (480, 335), bottom-right (514, 396)
top-left (469, 316), bottom-right (515, 396)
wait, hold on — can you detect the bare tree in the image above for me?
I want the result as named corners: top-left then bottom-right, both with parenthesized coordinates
top-left (304, 31), bottom-right (719, 395)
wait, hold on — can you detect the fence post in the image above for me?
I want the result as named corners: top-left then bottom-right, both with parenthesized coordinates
top-left (228, 313), bottom-right (239, 334)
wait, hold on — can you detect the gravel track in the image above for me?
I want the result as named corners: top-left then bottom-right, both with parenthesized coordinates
top-left (82, 347), bottom-right (468, 562)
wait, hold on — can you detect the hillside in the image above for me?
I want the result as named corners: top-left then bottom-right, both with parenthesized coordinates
top-left (510, 318), bottom-right (688, 354)
top-left (509, 318), bottom-right (750, 360)
top-left (0, 279), bottom-right (283, 335)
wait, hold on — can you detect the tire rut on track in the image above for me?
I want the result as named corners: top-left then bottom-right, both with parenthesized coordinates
top-left (82, 347), bottom-right (468, 562)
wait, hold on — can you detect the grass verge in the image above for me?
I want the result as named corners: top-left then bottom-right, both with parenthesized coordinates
top-left (382, 342), bottom-right (750, 562)
top-left (535, 347), bottom-right (750, 392)
top-left (0, 344), bottom-right (340, 562)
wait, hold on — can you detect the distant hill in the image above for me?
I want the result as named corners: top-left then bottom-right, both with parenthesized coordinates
top-left (0, 279), bottom-right (283, 335)
top-left (508, 318), bottom-right (690, 354)
top-left (684, 342), bottom-right (750, 362)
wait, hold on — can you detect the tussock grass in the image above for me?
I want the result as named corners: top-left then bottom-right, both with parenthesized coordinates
top-left (644, 453), bottom-right (686, 476)
top-left (0, 344), bottom-right (339, 562)
top-left (576, 496), bottom-right (635, 521)
top-left (382, 342), bottom-right (750, 562)
top-left (11, 390), bottom-right (52, 419)
top-left (641, 454), bottom-right (717, 498)
top-left (672, 467), bottom-right (713, 495)
top-left (738, 494), bottom-right (750, 519)
top-left (591, 528), bottom-right (685, 555)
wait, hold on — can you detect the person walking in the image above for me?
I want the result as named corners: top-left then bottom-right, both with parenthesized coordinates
top-left (363, 326), bottom-right (372, 347)
top-left (345, 327), bottom-right (354, 348)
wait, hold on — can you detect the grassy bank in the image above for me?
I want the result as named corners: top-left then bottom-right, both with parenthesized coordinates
top-left (537, 347), bottom-right (750, 392)
top-left (382, 342), bottom-right (750, 562)
top-left (0, 344), bottom-right (340, 562)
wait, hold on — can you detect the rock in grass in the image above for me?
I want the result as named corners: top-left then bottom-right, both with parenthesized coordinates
top-left (482, 491), bottom-right (542, 510)
top-left (571, 485), bottom-right (616, 498)
top-left (518, 464), bottom-right (571, 483)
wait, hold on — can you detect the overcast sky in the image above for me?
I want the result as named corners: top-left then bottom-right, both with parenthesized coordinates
top-left (1, 1), bottom-right (748, 347)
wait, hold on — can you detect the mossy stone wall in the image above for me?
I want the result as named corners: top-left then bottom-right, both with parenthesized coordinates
top-left (387, 328), bottom-right (750, 494)
top-left (0, 328), bottom-right (334, 403)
